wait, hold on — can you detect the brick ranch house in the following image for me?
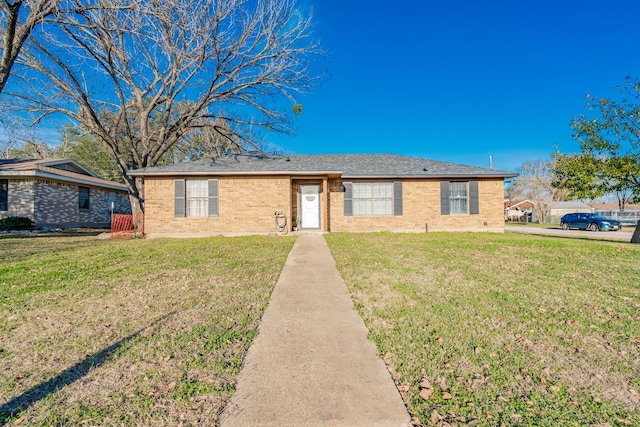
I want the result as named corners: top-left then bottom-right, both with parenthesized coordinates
top-left (0, 158), bottom-right (131, 228)
top-left (129, 153), bottom-right (517, 237)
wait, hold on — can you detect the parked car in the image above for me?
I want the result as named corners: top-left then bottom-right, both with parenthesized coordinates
top-left (560, 213), bottom-right (622, 232)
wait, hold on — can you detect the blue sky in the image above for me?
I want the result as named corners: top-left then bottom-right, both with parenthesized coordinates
top-left (269, 0), bottom-right (640, 172)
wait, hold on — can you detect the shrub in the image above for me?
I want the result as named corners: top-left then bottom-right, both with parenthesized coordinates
top-left (0, 216), bottom-right (34, 231)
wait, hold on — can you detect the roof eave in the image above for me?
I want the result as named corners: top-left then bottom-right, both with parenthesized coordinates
top-left (0, 170), bottom-right (128, 191)
top-left (128, 170), bottom-right (344, 177)
top-left (342, 173), bottom-right (518, 179)
top-left (130, 170), bottom-right (517, 179)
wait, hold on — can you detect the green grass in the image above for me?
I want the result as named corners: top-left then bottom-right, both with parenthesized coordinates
top-left (0, 233), bottom-right (295, 425)
top-left (326, 232), bottom-right (640, 426)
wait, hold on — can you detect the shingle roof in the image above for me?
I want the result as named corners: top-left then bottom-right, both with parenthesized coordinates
top-left (551, 200), bottom-right (593, 210)
top-left (590, 202), bottom-right (640, 211)
top-left (0, 158), bottom-right (128, 191)
top-left (129, 153), bottom-right (517, 179)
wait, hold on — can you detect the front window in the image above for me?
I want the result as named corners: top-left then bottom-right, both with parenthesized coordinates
top-left (0, 179), bottom-right (7, 211)
top-left (353, 182), bottom-right (393, 215)
top-left (449, 182), bottom-right (468, 214)
top-left (186, 180), bottom-right (208, 217)
top-left (79, 186), bottom-right (90, 210)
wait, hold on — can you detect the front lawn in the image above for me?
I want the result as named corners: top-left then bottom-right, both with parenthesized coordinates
top-left (326, 232), bottom-right (640, 426)
top-left (0, 234), bottom-right (294, 425)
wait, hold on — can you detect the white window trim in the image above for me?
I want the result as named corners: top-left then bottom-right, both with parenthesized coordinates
top-left (352, 182), bottom-right (393, 216)
top-left (449, 182), bottom-right (469, 215)
top-left (186, 180), bottom-right (209, 217)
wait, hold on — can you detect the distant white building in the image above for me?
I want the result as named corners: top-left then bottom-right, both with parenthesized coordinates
top-left (549, 201), bottom-right (593, 223)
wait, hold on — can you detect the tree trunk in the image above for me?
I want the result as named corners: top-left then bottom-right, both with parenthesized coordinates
top-left (126, 177), bottom-right (145, 214)
top-left (631, 221), bottom-right (640, 244)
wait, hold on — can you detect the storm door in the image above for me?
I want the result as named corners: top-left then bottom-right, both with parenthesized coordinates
top-left (300, 184), bottom-right (320, 229)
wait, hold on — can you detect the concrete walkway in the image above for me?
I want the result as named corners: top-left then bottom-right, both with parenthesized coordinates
top-left (219, 234), bottom-right (411, 427)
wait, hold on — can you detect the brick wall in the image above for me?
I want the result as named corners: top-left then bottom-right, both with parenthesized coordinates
top-left (34, 180), bottom-right (131, 227)
top-left (0, 177), bottom-right (130, 228)
top-left (114, 192), bottom-right (133, 216)
top-left (328, 178), bottom-right (506, 232)
top-left (143, 175), bottom-right (506, 236)
top-left (0, 179), bottom-right (35, 220)
top-left (144, 176), bottom-right (291, 235)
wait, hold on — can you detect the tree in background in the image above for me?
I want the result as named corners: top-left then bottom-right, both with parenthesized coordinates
top-left (510, 159), bottom-right (568, 224)
top-left (2, 116), bottom-right (237, 182)
top-left (0, 113), bottom-right (64, 159)
top-left (6, 0), bottom-right (319, 211)
top-left (57, 118), bottom-right (239, 182)
top-left (0, 115), bottom-right (20, 158)
top-left (58, 126), bottom-right (125, 183)
top-left (553, 152), bottom-right (638, 210)
top-left (554, 77), bottom-right (640, 243)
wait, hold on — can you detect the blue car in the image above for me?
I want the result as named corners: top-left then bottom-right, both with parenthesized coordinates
top-left (560, 213), bottom-right (622, 232)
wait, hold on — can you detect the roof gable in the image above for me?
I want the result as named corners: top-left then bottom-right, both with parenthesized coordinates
top-left (505, 199), bottom-right (536, 209)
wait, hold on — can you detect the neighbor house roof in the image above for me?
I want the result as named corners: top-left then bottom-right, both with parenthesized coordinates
top-left (129, 153), bottom-right (517, 179)
top-left (504, 199), bottom-right (536, 209)
top-left (590, 202), bottom-right (640, 211)
top-left (551, 200), bottom-right (593, 210)
top-left (0, 158), bottom-right (128, 191)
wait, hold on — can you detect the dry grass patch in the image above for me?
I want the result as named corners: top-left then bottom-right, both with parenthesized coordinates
top-left (0, 233), bottom-right (295, 425)
top-left (326, 232), bottom-right (640, 426)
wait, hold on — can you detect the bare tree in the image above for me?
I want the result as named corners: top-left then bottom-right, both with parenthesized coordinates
top-left (511, 159), bottom-right (568, 224)
top-left (7, 138), bottom-right (55, 158)
top-left (8, 0), bottom-right (319, 211)
top-left (0, 115), bottom-right (19, 157)
top-left (0, 0), bottom-right (59, 94)
top-left (0, 112), bottom-right (58, 158)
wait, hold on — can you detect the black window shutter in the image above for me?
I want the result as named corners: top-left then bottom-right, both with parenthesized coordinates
top-left (440, 181), bottom-right (450, 215)
top-left (0, 179), bottom-right (7, 211)
top-left (208, 179), bottom-right (219, 217)
top-left (343, 182), bottom-right (353, 216)
top-left (174, 179), bottom-right (185, 217)
top-left (393, 181), bottom-right (403, 216)
top-left (469, 181), bottom-right (479, 215)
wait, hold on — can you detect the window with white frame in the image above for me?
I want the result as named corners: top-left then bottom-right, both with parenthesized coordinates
top-left (186, 180), bottom-right (209, 217)
top-left (449, 182), bottom-right (468, 214)
top-left (175, 179), bottom-right (218, 218)
top-left (352, 182), bottom-right (393, 215)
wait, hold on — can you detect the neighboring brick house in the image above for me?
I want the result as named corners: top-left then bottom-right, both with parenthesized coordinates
top-left (129, 153), bottom-right (517, 237)
top-left (504, 199), bottom-right (535, 221)
top-left (0, 159), bottom-right (131, 228)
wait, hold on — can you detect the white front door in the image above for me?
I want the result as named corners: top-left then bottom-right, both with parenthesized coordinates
top-left (300, 184), bottom-right (320, 229)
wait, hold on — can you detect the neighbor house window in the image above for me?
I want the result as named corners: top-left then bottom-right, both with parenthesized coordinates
top-left (344, 181), bottom-right (402, 216)
top-left (108, 191), bottom-right (117, 212)
top-left (0, 179), bottom-right (7, 211)
top-left (174, 179), bottom-right (218, 217)
top-left (440, 181), bottom-right (479, 215)
top-left (79, 186), bottom-right (90, 210)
